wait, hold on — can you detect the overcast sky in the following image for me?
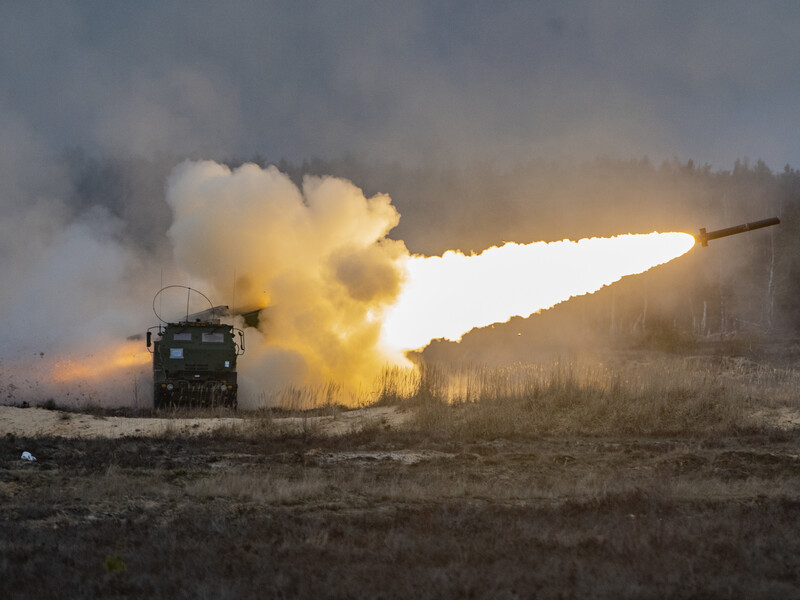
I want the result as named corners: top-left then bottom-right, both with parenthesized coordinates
top-left (1, 1), bottom-right (799, 170)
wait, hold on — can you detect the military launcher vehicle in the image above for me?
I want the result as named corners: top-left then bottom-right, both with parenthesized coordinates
top-left (146, 286), bottom-right (245, 409)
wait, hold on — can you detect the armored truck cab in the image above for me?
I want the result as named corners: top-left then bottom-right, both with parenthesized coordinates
top-left (148, 320), bottom-right (244, 409)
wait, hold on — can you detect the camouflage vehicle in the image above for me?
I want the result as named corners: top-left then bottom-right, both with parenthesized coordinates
top-left (147, 287), bottom-right (245, 409)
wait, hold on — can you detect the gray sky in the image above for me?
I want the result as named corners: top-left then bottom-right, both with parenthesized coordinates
top-left (1, 0), bottom-right (799, 170)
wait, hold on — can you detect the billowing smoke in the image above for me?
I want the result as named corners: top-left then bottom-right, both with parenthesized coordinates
top-left (165, 161), bottom-right (410, 402)
top-left (0, 176), bottom-right (156, 405)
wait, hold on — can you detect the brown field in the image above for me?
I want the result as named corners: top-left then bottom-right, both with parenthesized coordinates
top-left (3, 352), bottom-right (800, 599)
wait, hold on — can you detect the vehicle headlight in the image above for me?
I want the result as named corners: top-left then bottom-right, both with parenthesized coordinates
top-left (166, 383), bottom-right (174, 391)
top-left (220, 384), bottom-right (227, 392)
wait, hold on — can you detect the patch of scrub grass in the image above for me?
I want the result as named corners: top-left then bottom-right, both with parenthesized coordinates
top-left (376, 357), bottom-right (780, 440)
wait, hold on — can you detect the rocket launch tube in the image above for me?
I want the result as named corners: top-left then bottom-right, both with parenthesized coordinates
top-left (698, 217), bottom-right (780, 247)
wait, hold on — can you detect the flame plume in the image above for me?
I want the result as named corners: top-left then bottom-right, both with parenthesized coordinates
top-left (381, 232), bottom-right (695, 351)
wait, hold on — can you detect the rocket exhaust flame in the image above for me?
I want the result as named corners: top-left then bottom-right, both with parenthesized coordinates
top-left (381, 232), bottom-right (696, 351)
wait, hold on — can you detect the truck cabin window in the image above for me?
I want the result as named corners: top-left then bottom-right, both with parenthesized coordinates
top-left (173, 333), bottom-right (192, 341)
top-left (202, 332), bottom-right (225, 343)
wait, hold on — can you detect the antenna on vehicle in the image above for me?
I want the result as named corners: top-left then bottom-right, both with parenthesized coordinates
top-left (159, 267), bottom-right (164, 334)
top-left (152, 285), bottom-right (215, 324)
top-left (232, 268), bottom-right (236, 318)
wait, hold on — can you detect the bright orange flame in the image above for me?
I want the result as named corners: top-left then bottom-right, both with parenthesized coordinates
top-left (51, 340), bottom-right (151, 383)
top-left (381, 232), bottom-right (696, 351)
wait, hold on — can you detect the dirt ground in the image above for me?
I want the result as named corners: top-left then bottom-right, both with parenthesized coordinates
top-left (0, 405), bottom-right (410, 439)
top-left (2, 403), bottom-right (800, 599)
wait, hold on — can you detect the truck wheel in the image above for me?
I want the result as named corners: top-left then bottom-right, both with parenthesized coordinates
top-left (154, 386), bottom-right (165, 410)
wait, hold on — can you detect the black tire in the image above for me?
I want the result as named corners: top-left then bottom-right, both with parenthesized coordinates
top-left (153, 386), bottom-right (166, 410)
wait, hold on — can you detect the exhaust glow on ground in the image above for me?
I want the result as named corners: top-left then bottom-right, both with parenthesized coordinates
top-left (381, 232), bottom-right (696, 351)
top-left (51, 340), bottom-right (151, 384)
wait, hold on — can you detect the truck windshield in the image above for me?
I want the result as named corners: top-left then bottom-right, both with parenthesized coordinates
top-left (202, 332), bottom-right (225, 343)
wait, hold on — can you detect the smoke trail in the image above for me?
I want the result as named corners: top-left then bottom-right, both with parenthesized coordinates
top-left (0, 203), bottom-right (156, 406)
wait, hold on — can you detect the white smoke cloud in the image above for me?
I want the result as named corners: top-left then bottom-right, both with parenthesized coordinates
top-left (0, 190), bottom-right (155, 406)
top-left (0, 103), bottom-right (164, 405)
top-left (165, 160), bottom-right (410, 404)
top-left (0, 102), bottom-right (152, 360)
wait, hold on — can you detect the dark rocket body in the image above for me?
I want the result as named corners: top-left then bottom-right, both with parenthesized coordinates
top-left (697, 217), bottom-right (780, 246)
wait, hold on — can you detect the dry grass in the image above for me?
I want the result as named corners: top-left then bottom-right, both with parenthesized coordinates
top-left (11, 352), bottom-right (798, 443)
top-left (193, 466), bottom-right (800, 506)
top-left (370, 355), bottom-right (798, 439)
top-left (185, 471), bottom-right (329, 504)
top-left (3, 351), bottom-right (800, 598)
top-left (4, 429), bottom-right (800, 599)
